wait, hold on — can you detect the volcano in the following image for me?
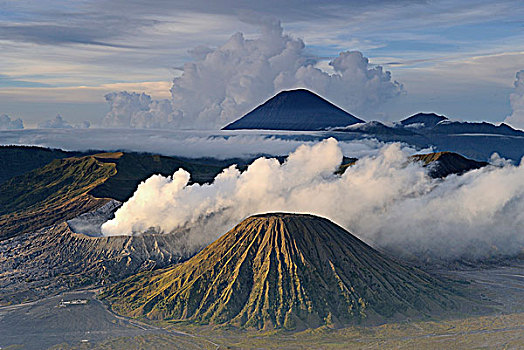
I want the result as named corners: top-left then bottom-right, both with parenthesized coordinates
top-left (222, 89), bottom-right (364, 131)
top-left (104, 213), bottom-right (462, 330)
top-left (400, 112), bottom-right (448, 128)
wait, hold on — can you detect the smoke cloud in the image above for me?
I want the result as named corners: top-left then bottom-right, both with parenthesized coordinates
top-left (102, 138), bottom-right (524, 262)
top-left (0, 114), bottom-right (24, 130)
top-left (103, 21), bottom-right (403, 129)
top-left (505, 70), bottom-right (524, 130)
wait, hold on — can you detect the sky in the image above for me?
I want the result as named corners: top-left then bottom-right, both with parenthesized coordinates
top-left (1, 0), bottom-right (524, 128)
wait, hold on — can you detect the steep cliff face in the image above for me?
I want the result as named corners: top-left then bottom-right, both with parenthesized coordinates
top-left (222, 89), bottom-right (364, 131)
top-left (104, 213), bottom-right (463, 330)
top-left (0, 155), bottom-right (116, 241)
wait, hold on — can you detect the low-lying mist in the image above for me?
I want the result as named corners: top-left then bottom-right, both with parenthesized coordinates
top-left (0, 128), bottom-right (387, 159)
top-left (101, 138), bottom-right (524, 261)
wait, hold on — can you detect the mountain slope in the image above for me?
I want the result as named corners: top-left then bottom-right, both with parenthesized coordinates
top-left (104, 213), bottom-right (462, 330)
top-left (222, 89), bottom-right (364, 131)
top-left (0, 222), bottom-right (189, 304)
top-left (337, 151), bottom-right (487, 178)
top-left (400, 113), bottom-right (448, 128)
top-left (0, 155), bottom-right (116, 240)
top-left (0, 152), bottom-right (229, 240)
top-left (0, 145), bottom-right (78, 184)
top-left (88, 152), bottom-right (225, 201)
top-left (430, 121), bottom-right (524, 136)
top-left (334, 121), bottom-right (417, 136)
top-left (412, 152), bottom-right (488, 178)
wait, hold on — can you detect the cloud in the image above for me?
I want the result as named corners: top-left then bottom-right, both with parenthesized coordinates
top-left (4, 1), bottom-right (524, 126)
top-left (37, 114), bottom-right (90, 129)
top-left (102, 138), bottom-right (524, 262)
top-left (0, 114), bottom-right (24, 130)
top-left (0, 128), bottom-right (395, 159)
top-left (37, 114), bottom-right (72, 129)
top-left (102, 92), bottom-right (175, 129)
top-left (504, 70), bottom-right (524, 130)
top-left (103, 21), bottom-right (403, 129)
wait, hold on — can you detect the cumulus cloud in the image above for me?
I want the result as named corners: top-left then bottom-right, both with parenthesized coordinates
top-left (0, 114), bottom-right (24, 130)
top-left (103, 21), bottom-right (403, 129)
top-left (505, 70), bottom-right (524, 130)
top-left (102, 138), bottom-right (524, 262)
top-left (102, 92), bottom-right (175, 129)
top-left (37, 114), bottom-right (90, 129)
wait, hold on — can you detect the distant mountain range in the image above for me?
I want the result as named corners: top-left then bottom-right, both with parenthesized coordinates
top-left (103, 213), bottom-right (466, 330)
top-left (333, 115), bottom-right (524, 161)
top-left (221, 90), bottom-right (524, 161)
top-left (401, 112), bottom-right (448, 128)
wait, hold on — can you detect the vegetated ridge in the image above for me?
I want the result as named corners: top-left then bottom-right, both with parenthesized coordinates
top-left (0, 145), bottom-right (79, 184)
top-left (0, 151), bottom-right (229, 240)
top-left (104, 213), bottom-right (466, 330)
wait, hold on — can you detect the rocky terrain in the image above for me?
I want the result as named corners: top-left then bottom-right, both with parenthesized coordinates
top-left (103, 213), bottom-right (472, 330)
top-left (337, 151), bottom-right (488, 179)
top-left (0, 147), bottom-right (492, 305)
top-left (0, 222), bottom-right (191, 304)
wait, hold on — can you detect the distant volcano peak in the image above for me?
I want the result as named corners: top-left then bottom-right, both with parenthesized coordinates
top-left (400, 112), bottom-right (448, 128)
top-left (222, 89), bottom-right (364, 131)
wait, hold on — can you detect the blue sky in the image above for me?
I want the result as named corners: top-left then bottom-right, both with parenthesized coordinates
top-left (1, 0), bottom-right (523, 127)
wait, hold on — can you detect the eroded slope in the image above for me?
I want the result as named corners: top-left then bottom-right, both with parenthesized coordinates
top-left (104, 214), bottom-right (467, 330)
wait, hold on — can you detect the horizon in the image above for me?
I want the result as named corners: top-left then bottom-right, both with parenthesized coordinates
top-left (1, 0), bottom-right (523, 130)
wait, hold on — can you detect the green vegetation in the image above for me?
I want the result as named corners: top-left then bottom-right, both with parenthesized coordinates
top-left (0, 145), bottom-right (76, 184)
top-left (0, 156), bottom-right (115, 216)
top-left (0, 155), bottom-right (115, 240)
top-left (88, 152), bottom-right (225, 201)
top-left (103, 214), bottom-right (468, 330)
top-left (0, 149), bottom-right (233, 240)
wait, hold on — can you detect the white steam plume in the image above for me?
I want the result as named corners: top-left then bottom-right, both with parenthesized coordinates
top-left (103, 21), bottom-right (403, 129)
top-left (102, 138), bottom-right (524, 261)
top-left (505, 70), bottom-right (524, 130)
